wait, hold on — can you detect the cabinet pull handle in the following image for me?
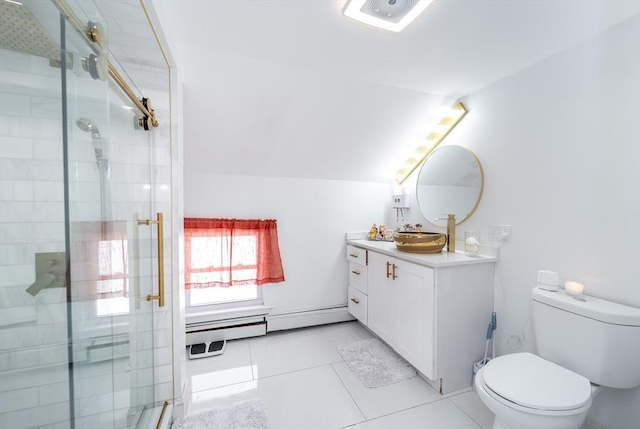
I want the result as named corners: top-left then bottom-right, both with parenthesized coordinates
top-left (351, 270), bottom-right (361, 275)
top-left (137, 212), bottom-right (165, 307)
top-left (350, 297), bottom-right (360, 304)
top-left (386, 262), bottom-right (391, 278)
top-left (392, 264), bottom-right (398, 280)
top-left (349, 252), bottom-right (359, 258)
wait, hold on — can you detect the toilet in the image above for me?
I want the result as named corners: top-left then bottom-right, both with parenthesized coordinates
top-left (475, 286), bottom-right (640, 429)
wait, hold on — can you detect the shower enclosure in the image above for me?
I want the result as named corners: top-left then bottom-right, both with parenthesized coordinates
top-left (0, 0), bottom-right (173, 427)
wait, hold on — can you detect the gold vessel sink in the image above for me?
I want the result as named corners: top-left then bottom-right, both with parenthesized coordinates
top-left (394, 231), bottom-right (447, 254)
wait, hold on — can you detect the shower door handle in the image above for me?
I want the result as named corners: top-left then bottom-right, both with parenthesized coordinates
top-left (137, 212), bottom-right (165, 307)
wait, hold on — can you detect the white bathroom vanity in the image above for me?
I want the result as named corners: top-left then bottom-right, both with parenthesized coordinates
top-left (346, 235), bottom-right (498, 394)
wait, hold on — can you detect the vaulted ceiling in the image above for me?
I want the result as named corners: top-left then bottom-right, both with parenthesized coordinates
top-left (154, 0), bottom-right (638, 96)
top-left (150, 0), bottom-right (639, 182)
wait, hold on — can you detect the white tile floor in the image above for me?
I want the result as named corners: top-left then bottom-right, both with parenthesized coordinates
top-left (184, 321), bottom-right (496, 429)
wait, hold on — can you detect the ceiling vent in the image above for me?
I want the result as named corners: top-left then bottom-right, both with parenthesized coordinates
top-left (342, 0), bottom-right (434, 32)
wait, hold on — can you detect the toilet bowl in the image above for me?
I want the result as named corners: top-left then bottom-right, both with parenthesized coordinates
top-left (474, 353), bottom-right (595, 429)
top-left (474, 285), bottom-right (639, 429)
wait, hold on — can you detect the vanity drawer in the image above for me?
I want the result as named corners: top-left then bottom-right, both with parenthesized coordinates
top-left (347, 245), bottom-right (366, 265)
top-left (349, 262), bottom-right (367, 294)
top-left (348, 286), bottom-right (368, 326)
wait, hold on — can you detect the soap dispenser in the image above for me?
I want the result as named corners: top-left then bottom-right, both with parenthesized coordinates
top-left (446, 214), bottom-right (456, 252)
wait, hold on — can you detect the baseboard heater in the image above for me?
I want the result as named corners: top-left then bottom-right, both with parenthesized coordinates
top-left (185, 305), bottom-right (355, 351)
top-left (186, 316), bottom-right (268, 348)
top-left (266, 305), bottom-right (353, 332)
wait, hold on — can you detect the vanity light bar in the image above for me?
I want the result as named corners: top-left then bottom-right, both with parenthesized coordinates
top-left (395, 102), bottom-right (468, 185)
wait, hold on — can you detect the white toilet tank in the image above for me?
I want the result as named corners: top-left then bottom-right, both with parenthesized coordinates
top-left (532, 286), bottom-right (640, 389)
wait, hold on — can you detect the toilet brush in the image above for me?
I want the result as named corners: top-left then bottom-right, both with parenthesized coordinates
top-left (491, 312), bottom-right (497, 360)
top-left (482, 322), bottom-right (492, 364)
top-left (474, 322), bottom-right (493, 375)
top-left (474, 313), bottom-right (497, 375)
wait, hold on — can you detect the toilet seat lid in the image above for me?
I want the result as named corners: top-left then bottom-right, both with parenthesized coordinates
top-left (482, 353), bottom-right (592, 411)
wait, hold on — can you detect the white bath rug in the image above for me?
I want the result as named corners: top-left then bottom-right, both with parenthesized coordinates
top-left (337, 338), bottom-right (417, 388)
top-left (171, 398), bottom-right (268, 429)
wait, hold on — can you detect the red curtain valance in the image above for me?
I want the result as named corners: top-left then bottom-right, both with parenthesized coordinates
top-left (184, 218), bottom-right (285, 289)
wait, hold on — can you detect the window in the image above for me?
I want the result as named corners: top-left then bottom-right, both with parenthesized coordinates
top-left (188, 234), bottom-right (259, 307)
top-left (184, 218), bottom-right (285, 308)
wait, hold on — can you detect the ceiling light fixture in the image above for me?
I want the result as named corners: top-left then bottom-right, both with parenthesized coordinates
top-left (342, 0), bottom-right (434, 33)
top-left (395, 102), bottom-right (467, 185)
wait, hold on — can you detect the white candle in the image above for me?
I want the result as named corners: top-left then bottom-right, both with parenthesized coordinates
top-left (565, 281), bottom-right (584, 297)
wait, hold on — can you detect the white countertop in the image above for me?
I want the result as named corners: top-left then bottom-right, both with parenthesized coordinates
top-left (347, 238), bottom-right (499, 268)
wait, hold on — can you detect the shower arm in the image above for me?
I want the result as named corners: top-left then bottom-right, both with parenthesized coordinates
top-left (50, 0), bottom-right (159, 131)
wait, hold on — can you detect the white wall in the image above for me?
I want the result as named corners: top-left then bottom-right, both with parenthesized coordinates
top-left (176, 45), bottom-right (454, 184)
top-left (399, 16), bottom-right (640, 429)
top-left (179, 43), bottom-right (451, 316)
top-left (184, 173), bottom-right (390, 315)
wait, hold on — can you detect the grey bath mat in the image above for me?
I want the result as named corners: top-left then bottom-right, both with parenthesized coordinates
top-left (337, 338), bottom-right (417, 388)
top-left (171, 398), bottom-right (268, 429)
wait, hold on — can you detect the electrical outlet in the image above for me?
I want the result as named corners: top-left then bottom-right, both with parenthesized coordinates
top-left (489, 225), bottom-right (512, 242)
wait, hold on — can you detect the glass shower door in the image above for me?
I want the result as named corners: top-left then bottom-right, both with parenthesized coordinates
top-left (109, 79), bottom-right (160, 428)
top-left (62, 1), bottom-right (157, 427)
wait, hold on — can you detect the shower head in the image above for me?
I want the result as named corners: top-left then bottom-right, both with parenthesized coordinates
top-left (76, 117), bottom-right (101, 139)
top-left (0, 1), bottom-right (62, 61)
top-left (76, 117), bottom-right (108, 167)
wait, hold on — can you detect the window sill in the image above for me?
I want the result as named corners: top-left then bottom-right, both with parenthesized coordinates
top-left (186, 304), bottom-right (273, 326)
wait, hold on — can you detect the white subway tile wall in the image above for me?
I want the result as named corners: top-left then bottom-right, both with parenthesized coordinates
top-left (1, 49), bottom-right (71, 429)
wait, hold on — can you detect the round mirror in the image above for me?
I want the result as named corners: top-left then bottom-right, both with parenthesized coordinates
top-left (416, 145), bottom-right (484, 226)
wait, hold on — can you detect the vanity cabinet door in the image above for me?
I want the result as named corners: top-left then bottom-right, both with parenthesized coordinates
top-left (394, 259), bottom-right (435, 379)
top-left (367, 251), bottom-right (396, 345)
top-left (367, 251), bottom-right (435, 378)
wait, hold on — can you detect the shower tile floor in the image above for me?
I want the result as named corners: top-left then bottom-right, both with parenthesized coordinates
top-left (184, 321), bottom-right (496, 429)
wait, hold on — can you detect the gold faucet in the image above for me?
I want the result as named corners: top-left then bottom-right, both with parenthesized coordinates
top-left (446, 214), bottom-right (455, 252)
top-left (436, 214), bottom-right (456, 252)
top-left (447, 214), bottom-right (456, 252)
